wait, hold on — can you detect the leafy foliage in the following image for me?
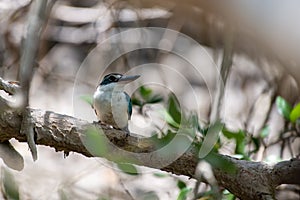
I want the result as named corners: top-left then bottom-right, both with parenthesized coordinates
top-left (197, 120), bottom-right (223, 158)
top-left (222, 128), bottom-right (247, 159)
top-left (159, 109), bottom-right (180, 129)
top-left (204, 152), bottom-right (237, 174)
top-left (167, 94), bottom-right (181, 125)
top-left (177, 180), bottom-right (187, 190)
top-left (276, 95), bottom-right (300, 124)
top-left (290, 102), bottom-right (300, 123)
top-left (83, 127), bottom-right (139, 175)
top-left (275, 96), bottom-right (292, 121)
top-left (80, 94), bottom-right (93, 106)
top-left (260, 126), bottom-right (270, 138)
top-left (150, 130), bottom-right (177, 148)
top-left (82, 86), bottom-right (299, 199)
top-left (116, 163), bottom-right (138, 175)
top-left (2, 168), bottom-right (20, 200)
top-left (176, 180), bottom-right (192, 200)
top-left (82, 126), bottom-right (107, 157)
top-left (132, 85), bottom-right (163, 108)
top-left (250, 137), bottom-right (261, 155)
top-left (177, 187), bottom-right (192, 200)
top-left (223, 190), bottom-right (236, 200)
top-left (153, 172), bottom-right (169, 178)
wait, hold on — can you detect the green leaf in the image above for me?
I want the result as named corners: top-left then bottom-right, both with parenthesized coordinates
top-left (80, 95), bottom-right (93, 106)
top-left (117, 163), bottom-right (138, 175)
top-left (140, 86), bottom-right (163, 104)
top-left (260, 126), bottom-right (270, 138)
top-left (159, 109), bottom-right (180, 129)
top-left (132, 86), bottom-right (163, 107)
top-left (290, 102), bottom-right (300, 123)
top-left (177, 187), bottom-right (192, 200)
top-left (151, 130), bottom-right (176, 149)
top-left (276, 96), bottom-right (292, 120)
top-left (223, 190), bottom-right (235, 200)
top-left (168, 94), bottom-right (181, 124)
top-left (204, 152), bottom-right (237, 174)
top-left (131, 97), bottom-right (143, 106)
top-left (98, 198), bottom-right (110, 200)
top-left (148, 94), bottom-right (163, 104)
top-left (140, 86), bottom-right (152, 100)
top-left (2, 168), bottom-right (19, 200)
top-left (251, 137), bottom-right (260, 154)
top-left (222, 129), bottom-right (246, 157)
top-left (83, 126), bottom-right (107, 157)
top-left (177, 180), bottom-right (187, 190)
top-left (198, 120), bottom-right (223, 158)
top-left (153, 172), bottom-right (169, 178)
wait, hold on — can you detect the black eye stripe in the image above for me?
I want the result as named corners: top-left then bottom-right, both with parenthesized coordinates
top-left (100, 73), bottom-right (122, 85)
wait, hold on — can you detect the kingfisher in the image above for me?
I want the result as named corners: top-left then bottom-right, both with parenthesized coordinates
top-left (93, 73), bottom-right (140, 134)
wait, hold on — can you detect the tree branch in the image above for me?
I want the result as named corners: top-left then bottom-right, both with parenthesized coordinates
top-left (0, 106), bottom-right (299, 199)
top-left (0, 78), bottom-right (19, 95)
top-left (0, 108), bottom-right (198, 176)
top-left (19, 0), bottom-right (48, 102)
top-left (0, 75), bottom-right (298, 199)
top-left (212, 156), bottom-right (300, 200)
top-left (17, 0), bottom-right (50, 162)
top-left (272, 159), bottom-right (300, 186)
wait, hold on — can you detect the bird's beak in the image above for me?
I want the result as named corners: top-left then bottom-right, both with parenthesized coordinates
top-left (118, 75), bottom-right (140, 84)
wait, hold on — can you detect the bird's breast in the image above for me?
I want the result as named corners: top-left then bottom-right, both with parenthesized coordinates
top-left (93, 89), bottom-right (129, 129)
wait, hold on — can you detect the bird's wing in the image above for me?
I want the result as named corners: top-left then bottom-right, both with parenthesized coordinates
top-left (125, 92), bottom-right (132, 120)
top-left (91, 96), bottom-right (100, 118)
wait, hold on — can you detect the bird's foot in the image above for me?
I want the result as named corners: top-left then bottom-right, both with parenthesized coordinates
top-left (114, 126), bottom-right (130, 137)
top-left (123, 127), bottom-right (130, 137)
top-left (93, 120), bottom-right (107, 126)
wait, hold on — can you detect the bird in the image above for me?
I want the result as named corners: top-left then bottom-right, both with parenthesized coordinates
top-left (93, 73), bottom-right (140, 134)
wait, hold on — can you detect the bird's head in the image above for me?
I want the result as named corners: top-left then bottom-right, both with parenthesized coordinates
top-left (99, 73), bottom-right (140, 87)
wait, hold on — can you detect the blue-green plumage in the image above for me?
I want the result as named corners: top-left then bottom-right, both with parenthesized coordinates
top-left (125, 92), bottom-right (132, 120)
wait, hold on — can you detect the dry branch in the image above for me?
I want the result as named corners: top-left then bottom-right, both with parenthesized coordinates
top-left (0, 78), bottom-right (19, 95)
top-left (0, 106), bottom-right (299, 199)
top-left (18, 0), bottom-right (50, 162)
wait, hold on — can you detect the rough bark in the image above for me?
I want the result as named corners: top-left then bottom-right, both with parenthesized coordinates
top-left (0, 108), bottom-right (299, 199)
top-left (213, 156), bottom-right (300, 200)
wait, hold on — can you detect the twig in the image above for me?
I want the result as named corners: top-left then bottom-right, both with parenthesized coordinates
top-left (18, 0), bottom-right (49, 161)
top-left (118, 175), bottom-right (135, 200)
top-left (199, 27), bottom-right (234, 158)
top-left (19, 0), bottom-right (48, 105)
top-left (210, 27), bottom-right (234, 122)
top-left (20, 109), bottom-right (37, 161)
top-left (0, 78), bottom-right (19, 95)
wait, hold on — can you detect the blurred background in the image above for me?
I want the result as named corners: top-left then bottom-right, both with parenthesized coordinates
top-left (0, 0), bottom-right (299, 199)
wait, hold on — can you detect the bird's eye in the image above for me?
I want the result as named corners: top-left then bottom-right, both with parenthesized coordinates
top-left (109, 76), bottom-right (116, 81)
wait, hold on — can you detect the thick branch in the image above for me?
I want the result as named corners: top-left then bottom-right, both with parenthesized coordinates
top-left (212, 156), bottom-right (300, 200)
top-left (272, 159), bottom-right (300, 186)
top-left (0, 108), bottom-right (299, 199)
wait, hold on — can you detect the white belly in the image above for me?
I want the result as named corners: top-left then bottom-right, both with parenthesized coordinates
top-left (93, 89), bottom-right (129, 129)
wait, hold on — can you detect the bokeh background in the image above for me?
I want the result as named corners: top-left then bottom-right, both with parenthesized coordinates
top-left (0, 0), bottom-right (299, 199)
